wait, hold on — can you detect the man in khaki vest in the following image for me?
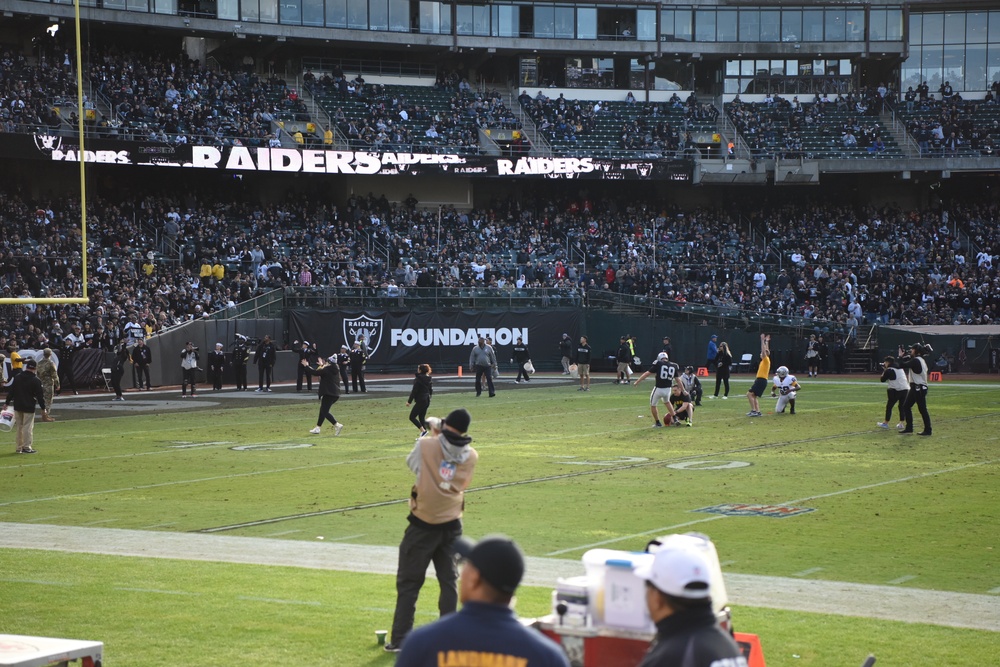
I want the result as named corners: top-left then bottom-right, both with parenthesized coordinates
top-left (386, 408), bottom-right (478, 653)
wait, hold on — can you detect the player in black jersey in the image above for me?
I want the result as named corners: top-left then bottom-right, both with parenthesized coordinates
top-left (633, 352), bottom-right (680, 428)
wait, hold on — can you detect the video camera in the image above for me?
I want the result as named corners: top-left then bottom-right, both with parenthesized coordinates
top-left (233, 333), bottom-right (261, 348)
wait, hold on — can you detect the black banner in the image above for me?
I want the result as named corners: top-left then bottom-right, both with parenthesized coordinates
top-left (10, 133), bottom-right (693, 181)
top-left (287, 309), bottom-right (581, 371)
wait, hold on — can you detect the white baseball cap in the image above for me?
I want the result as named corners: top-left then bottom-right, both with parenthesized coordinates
top-left (633, 546), bottom-right (712, 599)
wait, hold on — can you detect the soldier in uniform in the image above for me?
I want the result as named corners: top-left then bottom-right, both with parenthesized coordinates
top-left (36, 348), bottom-right (59, 421)
top-left (349, 340), bottom-right (368, 393)
top-left (232, 336), bottom-right (250, 391)
top-left (208, 343), bottom-right (227, 390)
top-left (295, 340), bottom-right (314, 391)
top-left (336, 344), bottom-right (352, 393)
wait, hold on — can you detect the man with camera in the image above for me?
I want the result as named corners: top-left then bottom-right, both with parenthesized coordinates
top-left (180, 341), bottom-right (200, 398)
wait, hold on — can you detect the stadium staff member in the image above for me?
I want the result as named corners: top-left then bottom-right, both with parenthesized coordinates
top-left (4, 358), bottom-right (48, 454)
top-left (634, 543), bottom-right (747, 667)
top-left (387, 408), bottom-right (478, 653)
top-left (395, 535), bottom-right (570, 667)
top-left (469, 337), bottom-right (496, 397)
top-left (746, 334), bottom-right (770, 417)
top-left (898, 342), bottom-right (932, 436)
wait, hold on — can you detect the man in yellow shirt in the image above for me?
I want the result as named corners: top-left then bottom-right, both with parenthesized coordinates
top-left (746, 333), bottom-right (770, 417)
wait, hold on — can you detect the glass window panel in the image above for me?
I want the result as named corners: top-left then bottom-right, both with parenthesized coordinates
top-left (534, 5), bottom-right (554, 38)
top-left (637, 9), bottom-right (655, 41)
top-left (966, 13), bottom-right (987, 43)
top-left (218, 0), bottom-right (237, 19)
top-left (495, 5), bottom-right (519, 38)
top-left (726, 60), bottom-right (739, 77)
top-left (943, 12), bottom-right (964, 44)
top-left (103, 0), bottom-right (126, 8)
top-left (674, 9), bottom-right (691, 41)
top-left (328, 0), bottom-right (347, 27)
top-left (695, 10), bottom-right (715, 42)
top-left (577, 7), bottom-right (596, 39)
top-left (717, 9), bottom-right (736, 41)
top-left (554, 6), bottom-right (574, 38)
top-left (260, 0), bottom-right (277, 23)
top-left (839, 59), bottom-right (852, 76)
top-left (473, 5), bottom-right (488, 36)
top-left (990, 12), bottom-right (1000, 45)
top-left (942, 46), bottom-right (964, 90)
top-left (153, 0), bottom-right (176, 14)
top-left (908, 13), bottom-right (921, 44)
top-left (802, 10), bottom-right (823, 41)
top-left (724, 78), bottom-right (740, 95)
top-left (869, 10), bottom-right (886, 41)
top-left (281, 0), bottom-right (302, 25)
top-left (786, 60), bottom-right (797, 76)
top-left (740, 60), bottom-right (754, 76)
top-left (846, 9), bottom-right (864, 42)
top-left (825, 9), bottom-right (845, 41)
top-left (368, 0), bottom-right (386, 30)
top-left (302, 0), bottom-right (323, 27)
top-left (660, 9), bottom-right (673, 39)
top-left (388, 0), bottom-right (408, 31)
top-left (346, 0), bottom-right (366, 28)
top-left (241, 0), bottom-right (258, 21)
top-left (127, 0), bottom-right (149, 10)
top-left (988, 45), bottom-right (1000, 89)
top-left (901, 45), bottom-right (922, 92)
top-left (966, 44), bottom-right (987, 91)
top-left (886, 9), bottom-right (902, 41)
top-left (760, 10), bottom-right (778, 42)
top-left (739, 9), bottom-right (759, 42)
top-left (921, 13), bottom-right (943, 44)
top-left (456, 5), bottom-right (472, 34)
top-left (922, 47), bottom-right (943, 91)
top-left (781, 9), bottom-right (801, 42)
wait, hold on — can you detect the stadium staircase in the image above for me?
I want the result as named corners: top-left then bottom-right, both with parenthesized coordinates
top-left (845, 324), bottom-right (878, 372)
top-left (879, 108), bottom-right (920, 158)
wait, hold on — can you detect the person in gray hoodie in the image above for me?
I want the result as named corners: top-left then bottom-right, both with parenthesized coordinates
top-left (386, 408), bottom-right (479, 653)
top-left (469, 337), bottom-right (497, 397)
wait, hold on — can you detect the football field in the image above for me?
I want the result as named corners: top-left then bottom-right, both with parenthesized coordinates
top-left (1, 372), bottom-right (998, 666)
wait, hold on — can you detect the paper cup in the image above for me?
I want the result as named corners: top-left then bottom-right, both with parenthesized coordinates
top-left (375, 630), bottom-right (387, 646)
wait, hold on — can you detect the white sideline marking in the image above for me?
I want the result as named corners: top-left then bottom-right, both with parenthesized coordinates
top-left (25, 516), bottom-right (61, 522)
top-left (139, 522), bottom-right (178, 529)
top-left (2, 578), bottom-right (74, 586)
top-left (888, 575), bottom-right (918, 585)
top-left (81, 519), bottom-right (119, 526)
top-left (988, 587), bottom-right (1000, 594)
top-left (794, 567), bottom-right (824, 577)
top-left (237, 596), bottom-right (322, 606)
top-left (546, 458), bottom-right (1000, 556)
top-left (115, 587), bottom-right (198, 595)
top-left (265, 529), bottom-right (303, 537)
top-left (323, 534), bottom-right (365, 542)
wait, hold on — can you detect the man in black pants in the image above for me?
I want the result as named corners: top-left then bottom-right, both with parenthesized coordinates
top-left (131, 338), bottom-right (153, 390)
top-left (336, 345), bottom-right (352, 393)
top-left (255, 335), bottom-right (277, 392)
top-left (898, 342), bottom-right (932, 436)
top-left (295, 340), bottom-right (314, 391)
top-left (512, 337), bottom-right (531, 384)
top-left (469, 337), bottom-right (496, 397)
top-left (349, 341), bottom-right (368, 393)
top-left (232, 337), bottom-right (250, 391)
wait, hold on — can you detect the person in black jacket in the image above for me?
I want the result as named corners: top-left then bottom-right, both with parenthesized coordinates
top-left (512, 337), bottom-right (531, 384)
top-left (573, 335), bottom-right (592, 391)
top-left (877, 355), bottom-right (910, 430)
top-left (615, 335), bottom-right (633, 384)
top-left (294, 340), bottom-right (314, 391)
top-left (336, 345), bottom-right (352, 393)
top-left (131, 338), bottom-right (153, 390)
top-left (255, 335), bottom-right (277, 392)
top-left (349, 341), bottom-right (368, 393)
top-left (232, 336), bottom-right (250, 391)
top-left (634, 544), bottom-right (746, 667)
top-left (4, 358), bottom-right (47, 454)
top-left (898, 342), bottom-right (933, 436)
top-left (110, 340), bottom-right (130, 401)
top-left (406, 364), bottom-right (433, 433)
top-left (712, 341), bottom-right (733, 399)
top-left (207, 343), bottom-right (227, 391)
top-left (558, 333), bottom-right (573, 374)
top-left (301, 356), bottom-right (344, 436)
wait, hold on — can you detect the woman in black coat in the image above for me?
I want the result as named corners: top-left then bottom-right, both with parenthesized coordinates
top-left (406, 364), bottom-right (433, 433)
top-left (713, 341), bottom-right (733, 399)
top-left (301, 357), bottom-right (343, 436)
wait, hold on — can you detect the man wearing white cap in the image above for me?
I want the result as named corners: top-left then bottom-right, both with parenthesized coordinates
top-left (634, 545), bottom-right (747, 667)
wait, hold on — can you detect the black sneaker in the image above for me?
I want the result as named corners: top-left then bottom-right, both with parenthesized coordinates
top-left (917, 431), bottom-right (932, 436)
top-left (383, 642), bottom-right (402, 653)
top-left (18, 447), bottom-right (38, 454)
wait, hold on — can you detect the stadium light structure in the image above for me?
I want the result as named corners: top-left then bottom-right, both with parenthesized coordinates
top-left (1, 0), bottom-right (90, 306)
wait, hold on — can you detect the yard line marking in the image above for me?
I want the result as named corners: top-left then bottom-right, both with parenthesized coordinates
top-left (0, 455), bottom-right (402, 508)
top-left (794, 568), bottom-right (824, 577)
top-left (236, 596), bottom-right (322, 606)
top-left (888, 575), bottom-right (918, 585)
top-left (115, 587), bottom-right (198, 595)
top-left (1, 578), bottom-right (74, 586)
top-left (546, 457), bottom-right (1000, 555)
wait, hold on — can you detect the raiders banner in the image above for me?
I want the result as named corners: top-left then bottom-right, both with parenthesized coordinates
top-left (287, 309), bottom-right (581, 370)
top-left (14, 134), bottom-right (693, 181)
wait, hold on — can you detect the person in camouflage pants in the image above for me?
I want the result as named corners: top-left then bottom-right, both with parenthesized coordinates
top-left (36, 348), bottom-right (59, 422)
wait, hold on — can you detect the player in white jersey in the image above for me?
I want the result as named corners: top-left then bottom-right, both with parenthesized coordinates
top-left (770, 366), bottom-right (801, 414)
top-left (633, 352), bottom-right (680, 428)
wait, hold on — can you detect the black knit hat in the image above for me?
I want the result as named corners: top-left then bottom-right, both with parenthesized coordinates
top-left (444, 408), bottom-right (471, 435)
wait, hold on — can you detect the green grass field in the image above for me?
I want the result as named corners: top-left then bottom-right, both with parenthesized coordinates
top-left (1, 374), bottom-right (998, 666)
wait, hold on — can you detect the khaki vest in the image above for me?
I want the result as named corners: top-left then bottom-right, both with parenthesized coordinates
top-left (409, 437), bottom-right (478, 525)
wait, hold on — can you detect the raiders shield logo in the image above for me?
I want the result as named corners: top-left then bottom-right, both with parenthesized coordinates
top-left (344, 315), bottom-right (382, 358)
top-left (34, 134), bottom-right (63, 153)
